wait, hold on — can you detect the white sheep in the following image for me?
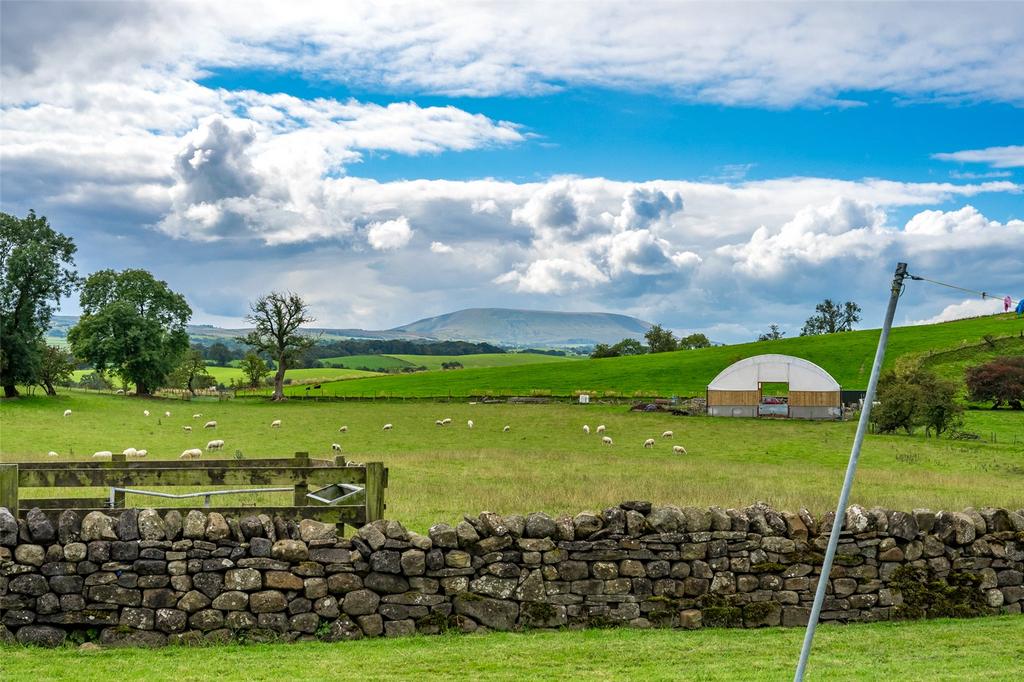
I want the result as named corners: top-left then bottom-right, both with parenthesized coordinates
top-left (602, 436), bottom-right (613, 445)
top-left (583, 425), bottom-right (590, 435)
top-left (122, 447), bottom-right (138, 457)
top-left (435, 420), bottom-right (444, 426)
top-left (180, 448), bottom-right (202, 460)
top-left (596, 425), bottom-right (606, 434)
top-left (673, 445), bottom-right (688, 455)
top-left (270, 419), bottom-right (282, 428)
top-left (382, 423), bottom-right (393, 431)
top-left (143, 410), bottom-right (150, 417)
top-left (206, 439), bottom-right (225, 451)
top-left (164, 411), bottom-right (171, 418)
top-left (204, 420), bottom-right (217, 429)
top-left (115, 389), bottom-right (125, 395)
top-left (643, 438), bottom-right (655, 448)
top-left (92, 451), bottom-right (113, 459)
top-left (338, 426), bottom-right (348, 432)
top-left (441, 418), bottom-right (452, 425)
top-left (63, 409), bottom-right (72, 417)
top-left (331, 443), bottom-right (342, 452)
top-left (467, 419), bottom-right (474, 429)
top-left (662, 430), bottom-right (673, 439)
top-left (503, 425), bottom-right (511, 432)
top-left (192, 413), bottom-right (202, 419)
top-left (47, 451), bottom-right (59, 457)
top-left (182, 425), bottom-right (192, 433)
top-left (135, 449), bottom-right (148, 458)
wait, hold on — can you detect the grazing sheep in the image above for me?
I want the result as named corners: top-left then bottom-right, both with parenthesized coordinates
top-left (583, 425), bottom-right (590, 435)
top-left (122, 447), bottom-right (138, 457)
top-left (47, 451), bottom-right (59, 457)
top-left (92, 451), bottom-right (113, 459)
top-left (164, 411), bottom-right (171, 418)
top-left (180, 448), bottom-right (202, 460)
top-left (192, 413), bottom-right (202, 419)
top-left (206, 439), bottom-right (225, 451)
top-left (441, 418), bottom-right (452, 425)
top-left (643, 438), bottom-right (655, 448)
top-left (204, 420), bottom-right (217, 429)
top-left (135, 449), bottom-right (148, 458)
top-left (596, 425), bottom-right (606, 434)
top-left (662, 430), bottom-right (673, 439)
top-left (467, 419), bottom-right (474, 429)
top-left (331, 443), bottom-right (342, 452)
top-left (270, 419), bottom-right (282, 428)
top-left (503, 425), bottom-right (511, 432)
top-left (143, 410), bottom-right (150, 417)
top-left (182, 425), bottom-right (192, 433)
top-left (435, 420), bottom-right (444, 426)
top-left (338, 426), bottom-right (348, 433)
top-left (115, 389), bottom-right (125, 395)
top-left (382, 423), bottom-right (393, 431)
top-left (602, 436), bottom-right (613, 445)
top-left (63, 409), bottom-right (72, 417)
top-left (672, 445), bottom-right (688, 455)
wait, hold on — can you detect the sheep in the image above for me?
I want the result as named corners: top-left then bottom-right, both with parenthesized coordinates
top-left (467, 419), bottom-right (474, 429)
top-left (331, 443), bottom-right (342, 452)
top-left (92, 451), bottom-right (113, 459)
top-left (164, 411), bottom-right (171, 418)
top-left (115, 389), bottom-right (125, 395)
top-left (583, 425), bottom-right (590, 435)
top-left (503, 425), bottom-right (511, 432)
top-left (338, 426), bottom-right (348, 433)
top-left (206, 439), bottom-right (225, 451)
top-left (192, 413), bottom-right (202, 419)
top-left (47, 451), bottom-right (59, 457)
top-left (63, 409), bottom-right (72, 417)
top-left (270, 419), bottom-right (282, 428)
top-left (662, 430), bottom-right (673, 439)
top-left (596, 425), bottom-right (606, 434)
top-left (382, 423), bottom-right (393, 431)
top-left (122, 447), bottom-right (138, 457)
top-left (602, 436), bottom-right (613, 445)
top-left (143, 410), bottom-right (150, 417)
top-left (672, 445), bottom-right (688, 455)
top-left (441, 418), bottom-right (452, 425)
top-left (435, 420), bottom-right (444, 426)
top-left (180, 448), bottom-right (202, 460)
top-left (135, 449), bottom-right (148, 458)
top-left (182, 425), bottom-right (192, 433)
top-left (204, 420), bottom-right (217, 429)
top-left (643, 438), bottom-right (656, 448)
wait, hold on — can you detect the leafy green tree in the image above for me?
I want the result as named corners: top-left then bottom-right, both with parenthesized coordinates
top-left (238, 292), bottom-right (316, 400)
top-left (965, 356), bottom-right (1024, 409)
top-left (36, 342), bottom-right (76, 396)
top-left (758, 324), bottom-right (785, 342)
top-left (206, 341), bottom-right (234, 366)
top-left (679, 333), bottom-right (711, 349)
top-left (239, 352), bottom-right (271, 388)
top-left (590, 343), bottom-right (618, 359)
top-left (800, 299), bottom-right (861, 336)
top-left (644, 324), bottom-right (678, 353)
top-left (168, 348), bottom-right (214, 395)
top-left (68, 269), bottom-right (192, 395)
top-left (0, 210), bottom-right (79, 397)
top-left (871, 367), bottom-right (962, 437)
top-left (611, 338), bottom-right (646, 356)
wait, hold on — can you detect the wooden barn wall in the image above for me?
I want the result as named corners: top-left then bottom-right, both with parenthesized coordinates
top-left (707, 390), bottom-right (759, 406)
top-left (789, 390), bottom-right (840, 407)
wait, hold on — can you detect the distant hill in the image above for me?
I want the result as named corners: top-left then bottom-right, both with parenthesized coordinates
top-left (390, 308), bottom-right (652, 346)
top-left (47, 307), bottom-right (652, 348)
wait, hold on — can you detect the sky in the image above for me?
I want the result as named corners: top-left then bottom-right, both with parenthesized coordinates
top-left (1, 1), bottom-right (1022, 343)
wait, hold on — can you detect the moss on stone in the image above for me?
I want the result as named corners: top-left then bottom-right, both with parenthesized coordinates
top-left (890, 565), bottom-right (993, 620)
top-left (520, 601), bottom-right (558, 626)
top-left (750, 562), bottom-right (786, 573)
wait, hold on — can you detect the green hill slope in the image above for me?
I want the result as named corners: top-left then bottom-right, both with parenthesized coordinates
top-left (391, 308), bottom-right (651, 345)
top-left (289, 314), bottom-right (1024, 398)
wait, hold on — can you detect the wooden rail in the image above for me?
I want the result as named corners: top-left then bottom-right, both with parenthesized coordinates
top-left (0, 453), bottom-right (387, 530)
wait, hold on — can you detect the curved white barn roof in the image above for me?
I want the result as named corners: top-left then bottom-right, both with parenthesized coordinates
top-left (707, 354), bottom-right (840, 392)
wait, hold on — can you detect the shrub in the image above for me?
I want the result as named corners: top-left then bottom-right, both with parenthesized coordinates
top-left (871, 367), bottom-right (962, 437)
top-left (965, 356), bottom-right (1024, 408)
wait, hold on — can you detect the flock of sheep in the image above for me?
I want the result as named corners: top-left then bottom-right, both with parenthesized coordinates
top-left (53, 407), bottom-right (687, 460)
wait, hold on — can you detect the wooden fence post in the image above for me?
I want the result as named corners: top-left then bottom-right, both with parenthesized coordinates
top-left (293, 452), bottom-right (310, 506)
top-left (111, 453), bottom-right (126, 509)
top-left (364, 461), bottom-right (386, 523)
top-left (0, 463), bottom-right (18, 512)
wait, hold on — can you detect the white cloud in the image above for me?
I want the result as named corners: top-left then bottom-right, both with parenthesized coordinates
top-left (495, 258), bottom-right (610, 294)
top-left (909, 297), bottom-right (1005, 325)
top-left (366, 217), bottom-right (413, 250)
top-left (430, 241), bottom-right (453, 254)
top-left (933, 145), bottom-right (1024, 169)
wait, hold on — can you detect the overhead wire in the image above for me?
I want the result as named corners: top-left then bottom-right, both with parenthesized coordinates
top-left (905, 272), bottom-right (1020, 310)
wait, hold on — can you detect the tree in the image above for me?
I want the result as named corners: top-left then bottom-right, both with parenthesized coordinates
top-left (800, 299), bottom-right (862, 336)
top-left (36, 342), bottom-right (76, 396)
top-left (67, 269), bottom-right (192, 395)
top-left (168, 348), bottom-right (213, 395)
top-left (965, 356), bottom-right (1024, 409)
top-left (0, 210), bottom-right (79, 397)
top-left (239, 352), bottom-right (271, 388)
top-left (644, 324), bottom-right (678, 353)
top-left (238, 291), bottom-right (316, 400)
top-left (871, 367), bottom-right (962, 437)
top-left (590, 343), bottom-right (617, 359)
top-left (758, 324), bottom-right (786, 342)
top-left (611, 338), bottom-right (646, 356)
top-left (679, 333), bottom-right (711, 350)
top-left (206, 342), bottom-right (234, 366)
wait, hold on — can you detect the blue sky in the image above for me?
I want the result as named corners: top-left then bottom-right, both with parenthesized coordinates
top-left (1, 1), bottom-right (1022, 341)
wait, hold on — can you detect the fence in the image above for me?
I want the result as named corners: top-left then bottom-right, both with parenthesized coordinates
top-left (0, 452), bottom-right (386, 530)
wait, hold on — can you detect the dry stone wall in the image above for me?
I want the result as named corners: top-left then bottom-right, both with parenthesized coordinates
top-left (1, 502), bottom-right (1023, 647)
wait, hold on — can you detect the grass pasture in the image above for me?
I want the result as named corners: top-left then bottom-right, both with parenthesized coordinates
top-left (2, 391), bottom-right (1021, 531)
top-left (318, 354), bottom-right (417, 371)
top-left (1, 616), bottom-right (1021, 681)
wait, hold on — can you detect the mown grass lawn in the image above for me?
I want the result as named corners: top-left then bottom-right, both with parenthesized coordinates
top-left (2, 391), bottom-right (1021, 531)
top-left (1, 616), bottom-right (1021, 681)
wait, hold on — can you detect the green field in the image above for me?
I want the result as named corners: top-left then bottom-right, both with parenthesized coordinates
top-left (71, 366), bottom-right (381, 387)
top-left (319, 354), bottom-right (417, 371)
top-left (387, 352), bottom-right (578, 370)
top-left (2, 391), bottom-right (1021, 530)
top-left (293, 314), bottom-right (1024, 398)
top-left (2, 616), bottom-right (1021, 681)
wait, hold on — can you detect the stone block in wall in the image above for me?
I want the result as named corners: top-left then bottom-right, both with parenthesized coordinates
top-left (453, 594), bottom-right (518, 630)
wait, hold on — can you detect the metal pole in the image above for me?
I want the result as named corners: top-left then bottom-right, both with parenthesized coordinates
top-left (794, 262), bottom-right (908, 681)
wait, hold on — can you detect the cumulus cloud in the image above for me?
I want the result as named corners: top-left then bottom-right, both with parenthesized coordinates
top-left (606, 229), bottom-right (698, 277)
top-left (614, 188), bottom-right (684, 230)
top-left (908, 297), bottom-right (1006, 325)
top-left (933, 145), bottom-right (1024, 169)
top-left (495, 258), bottom-right (610, 294)
top-left (366, 217), bottom-right (413, 250)
top-left (430, 241), bottom-right (453, 254)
